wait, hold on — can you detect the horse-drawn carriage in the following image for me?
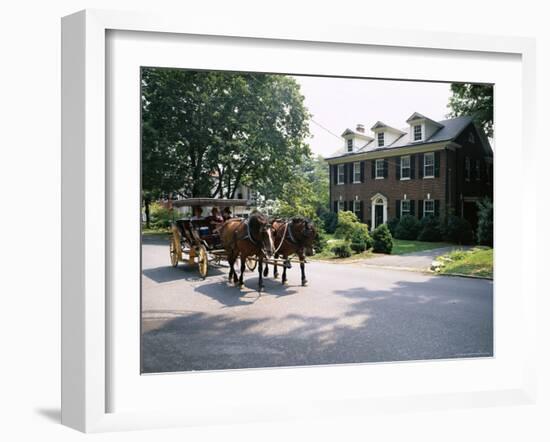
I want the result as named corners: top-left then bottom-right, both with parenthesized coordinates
top-left (168, 197), bottom-right (317, 291)
top-left (168, 198), bottom-right (256, 278)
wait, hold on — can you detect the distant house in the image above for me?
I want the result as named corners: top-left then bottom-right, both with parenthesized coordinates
top-left (325, 113), bottom-right (493, 230)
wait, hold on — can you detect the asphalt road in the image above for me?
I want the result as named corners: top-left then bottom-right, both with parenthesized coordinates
top-left (141, 237), bottom-right (493, 373)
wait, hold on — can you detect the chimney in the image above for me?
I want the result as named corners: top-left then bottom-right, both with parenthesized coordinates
top-left (356, 124), bottom-right (365, 133)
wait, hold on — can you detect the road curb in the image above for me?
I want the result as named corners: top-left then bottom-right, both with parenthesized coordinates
top-left (433, 271), bottom-right (493, 281)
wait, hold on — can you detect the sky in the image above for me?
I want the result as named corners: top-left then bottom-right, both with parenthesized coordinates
top-left (292, 75), bottom-right (453, 158)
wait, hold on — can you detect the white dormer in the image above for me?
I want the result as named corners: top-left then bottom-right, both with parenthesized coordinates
top-left (406, 112), bottom-right (444, 143)
top-left (341, 124), bottom-right (373, 153)
top-left (370, 121), bottom-right (406, 148)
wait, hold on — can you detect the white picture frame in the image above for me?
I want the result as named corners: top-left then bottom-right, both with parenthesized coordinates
top-left (61, 9), bottom-right (537, 433)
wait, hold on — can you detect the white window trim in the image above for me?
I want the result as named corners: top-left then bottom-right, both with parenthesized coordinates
top-left (423, 152), bottom-right (435, 179)
top-left (353, 162), bottom-right (361, 183)
top-left (401, 199), bottom-right (411, 215)
top-left (423, 199), bottom-right (435, 216)
top-left (337, 164), bottom-right (345, 185)
top-left (347, 138), bottom-right (353, 152)
top-left (338, 200), bottom-right (345, 212)
top-left (375, 159), bottom-right (385, 179)
top-left (400, 155), bottom-right (411, 180)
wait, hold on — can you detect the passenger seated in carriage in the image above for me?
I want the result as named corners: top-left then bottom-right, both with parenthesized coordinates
top-left (222, 207), bottom-right (232, 221)
top-left (190, 206), bottom-right (203, 221)
top-left (208, 207), bottom-right (224, 234)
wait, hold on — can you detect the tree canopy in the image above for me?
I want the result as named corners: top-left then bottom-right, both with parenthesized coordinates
top-left (447, 83), bottom-right (494, 138)
top-left (141, 68), bottom-right (311, 200)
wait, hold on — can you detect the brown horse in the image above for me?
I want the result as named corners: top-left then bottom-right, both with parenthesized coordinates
top-left (267, 217), bottom-right (317, 286)
top-left (219, 212), bottom-right (275, 292)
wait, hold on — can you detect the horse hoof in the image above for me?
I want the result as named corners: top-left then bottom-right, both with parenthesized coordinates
top-left (274, 273), bottom-right (279, 279)
top-left (282, 280), bottom-right (288, 286)
top-left (238, 283), bottom-right (244, 289)
top-left (302, 280), bottom-right (308, 287)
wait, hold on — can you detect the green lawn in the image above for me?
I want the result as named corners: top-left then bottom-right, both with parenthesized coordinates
top-left (391, 239), bottom-right (454, 255)
top-left (436, 247), bottom-right (493, 278)
top-left (310, 235), bottom-right (454, 261)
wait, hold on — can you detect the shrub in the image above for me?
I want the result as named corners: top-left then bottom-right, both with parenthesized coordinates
top-left (334, 210), bottom-right (360, 240)
top-left (372, 224), bottom-right (393, 254)
top-left (321, 212), bottom-right (338, 234)
top-left (313, 230), bottom-right (329, 253)
top-left (331, 243), bottom-right (352, 258)
top-left (149, 202), bottom-right (173, 230)
top-left (386, 217), bottom-right (399, 236)
top-left (417, 215), bottom-right (442, 242)
top-left (394, 215), bottom-right (421, 240)
top-left (349, 224), bottom-right (373, 253)
top-left (476, 198), bottom-right (493, 246)
top-left (442, 215), bottom-right (474, 244)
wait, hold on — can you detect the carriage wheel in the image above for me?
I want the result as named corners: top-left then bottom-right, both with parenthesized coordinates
top-left (245, 256), bottom-right (257, 271)
top-left (169, 239), bottom-right (179, 267)
top-left (197, 245), bottom-right (208, 278)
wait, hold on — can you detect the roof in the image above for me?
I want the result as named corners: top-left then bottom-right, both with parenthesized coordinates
top-left (326, 116), bottom-right (475, 160)
top-left (172, 198), bottom-right (252, 208)
top-left (370, 121), bottom-right (406, 134)
top-left (341, 128), bottom-right (373, 140)
top-left (406, 112), bottom-right (444, 128)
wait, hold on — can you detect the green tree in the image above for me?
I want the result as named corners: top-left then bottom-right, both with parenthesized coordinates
top-left (141, 68), bottom-right (311, 203)
top-left (447, 83), bottom-right (494, 137)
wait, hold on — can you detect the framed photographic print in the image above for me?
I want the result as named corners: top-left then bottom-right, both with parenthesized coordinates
top-left (61, 9), bottom-right (537, 433)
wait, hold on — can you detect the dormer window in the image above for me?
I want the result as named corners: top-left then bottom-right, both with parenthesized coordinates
top-left (413, 124), bottom-right (422, 141)
top-left (377, 132), bottom-right (384, 147)
top-left (347, 139), bottom-right (353, 152)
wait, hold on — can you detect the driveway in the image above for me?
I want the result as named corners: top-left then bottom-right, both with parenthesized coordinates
top-left (141, 238), bottom-right (493, 373)
top-left (358, 246), bottom-right (473, 272)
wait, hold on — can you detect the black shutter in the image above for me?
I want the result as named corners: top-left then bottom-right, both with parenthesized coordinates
top-left (418, 200), bottom-right (424, 219)
top-left (383, 159), bottom-right (388, 178)
top-left (410, 200), bottom-right (415, 216)
top-left (395, 200), bottom-right (401, 219)
top-left (419, 153), bottom-right (424, 179)
top-left (349, 201), bottom-right (354, 214)
top-left (333, 201), bottom-right (338, 213)
top-left (360, 161), bottom-right (365, 182)
top-left (359, 201), bottom-right (364, 221)
top-left (396, 157), bottom-right (401, 180)
top-left (349, 163), bottom-right (354, 183)
top-left (434, 200), bottom-right (440, 217)
top-left (371, 160), bottom-right (375, 179)
top-left (434, 151), bottom-right (441, 177)
top-left (343, 201), bottom-right (348, 211)
top-left (410, 154), bottom-right (416, 179)
top-left (332, 165), bottom-right (337, 185)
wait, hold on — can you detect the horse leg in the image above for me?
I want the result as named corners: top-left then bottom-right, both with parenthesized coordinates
top-left (227, 253), bottom-right (235, 283)
top-left (239, 255), bottom-right (246, 288)
top-left (258, 256), bottom-right (264, 292)
top-left (263, 262), bottom-right (269, 277)
top-left (273, 253), bottom-right (279, 279)
top-left (281, 255), bottom-right (288, 285)
top-left (299, 251), bottom-right (307, 286)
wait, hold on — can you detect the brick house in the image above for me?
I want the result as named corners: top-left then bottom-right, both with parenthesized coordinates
top-left (325, 113), bottom-right (493, 230)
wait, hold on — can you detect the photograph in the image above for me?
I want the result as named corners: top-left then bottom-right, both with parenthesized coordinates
top-left (140, 67), bottom-right (494, 374)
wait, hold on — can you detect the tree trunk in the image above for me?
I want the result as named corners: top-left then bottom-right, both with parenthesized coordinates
top-left (144, 198), bottom-right (151, 229)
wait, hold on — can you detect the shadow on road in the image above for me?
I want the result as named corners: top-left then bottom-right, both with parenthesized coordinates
top-left (141, 277), bottom-right (493, 374)
top-left (143, 264), bottom-right (227, 283)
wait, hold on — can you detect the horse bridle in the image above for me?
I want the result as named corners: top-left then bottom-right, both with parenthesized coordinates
top-left (274, 219), bottom-right (312, 254)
